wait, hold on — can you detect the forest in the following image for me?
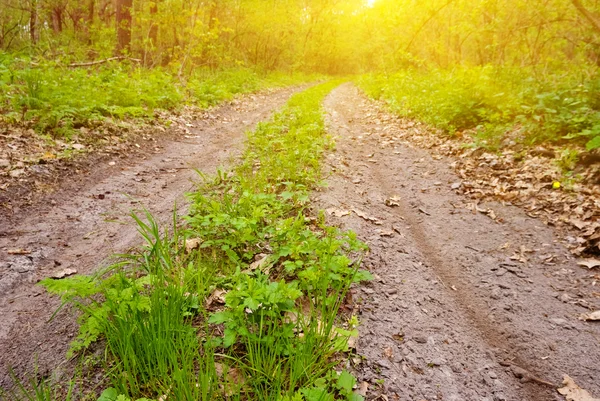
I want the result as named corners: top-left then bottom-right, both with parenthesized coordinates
top-left (1, 1), bottom-right (600, 401)
top-left (2, 0), bottom-right (600, 150)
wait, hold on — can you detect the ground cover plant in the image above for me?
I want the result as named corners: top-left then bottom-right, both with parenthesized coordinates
top-left (3, 82), bottom-right (372, 401)
top-left (0, 54), bottom-right (318, 139)
top-left (357, 67), bottom-right (600, 152)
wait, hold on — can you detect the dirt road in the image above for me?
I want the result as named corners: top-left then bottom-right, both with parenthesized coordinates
top-left (319, 84), bottom-right (600, 400)
top-left (0, 87), bottom-right (299, 386)
top-left (1, 83), bottom-right (599, 400)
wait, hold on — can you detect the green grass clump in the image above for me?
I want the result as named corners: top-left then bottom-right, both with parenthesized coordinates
top-left (8, 82), bottom-right (370, 401)
top-left (357, 67), bottom-right (600, 151)
top-left (0, 53), bottom-right (318, 139)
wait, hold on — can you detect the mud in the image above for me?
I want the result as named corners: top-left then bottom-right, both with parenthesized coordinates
top-left (319, 84), bottom-right (600, 401)
top-left (0, 87), bottom-right (299, 387)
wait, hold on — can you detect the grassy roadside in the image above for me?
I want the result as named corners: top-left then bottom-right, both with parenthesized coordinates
top-left (357, 67), bottom-right (600, 154)
top-left (2, 82), bottom-right (371, 401)
top-left (0, 54), bottom-right (320, 139)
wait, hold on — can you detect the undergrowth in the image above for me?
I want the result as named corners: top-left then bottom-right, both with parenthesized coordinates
top-left (1, 82), bottom-right (371, 401)
top-left (358, 67), bottom-right (600, 152)
top-left (0, 53), bottom-right (319, 139)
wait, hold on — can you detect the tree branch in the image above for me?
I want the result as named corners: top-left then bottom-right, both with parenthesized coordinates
top-left (67, 56), bottom-right (141, 67)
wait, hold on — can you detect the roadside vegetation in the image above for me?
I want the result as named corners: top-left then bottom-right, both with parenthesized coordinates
top-left (358, 67), bottom-right (600, 152)
top-left (2, 83), bottom-right (371, 401)
top-left (0, 56), bottom-right (317, 139)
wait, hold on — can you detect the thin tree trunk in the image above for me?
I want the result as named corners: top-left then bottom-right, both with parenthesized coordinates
top-left (149, 0), bottom-right (158, 45)
top-left (116, 0), bottom-right (133, 54)
top-left (29, 0), bottom-right (38, 44)
top-left (570, 0), bottom-right (600, 34)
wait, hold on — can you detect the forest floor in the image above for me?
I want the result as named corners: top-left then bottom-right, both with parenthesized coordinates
top-left (1, 83), bottom-right (600, 401)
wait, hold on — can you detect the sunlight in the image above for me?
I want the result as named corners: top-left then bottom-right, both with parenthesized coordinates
top-left (366, 0), bottom-right (377, 6)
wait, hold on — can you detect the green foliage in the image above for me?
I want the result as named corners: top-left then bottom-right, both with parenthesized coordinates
top-left (0, 54), bottom-right (317, 138)
top-left (358, 67), bottom-right (600, 150)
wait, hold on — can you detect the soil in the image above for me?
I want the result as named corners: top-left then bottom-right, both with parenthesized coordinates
top-left (0, 87), bottom-right (299, 387)
top-left (1, 82), bottom-right (599, 401)
top-left (318, 84), bottom-right (600, 401)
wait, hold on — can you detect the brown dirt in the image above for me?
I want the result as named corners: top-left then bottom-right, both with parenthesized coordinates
top-left (0, 87), bottom-right (299, 387)
top-left (318, 84), bottom-right (600, 401)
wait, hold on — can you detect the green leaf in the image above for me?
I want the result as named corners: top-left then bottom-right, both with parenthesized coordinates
top-left (586, 136), bottom-right (600, 150)
top-left (337, 370), bottom-right (356, 394)
top-left (301, 388), bottom-right (334, 401)
top-left (223, 328), bottom-right (237, 347)
top-left (97, 388), bottom-right (118, 401)
top-left (208, 311), bottom-right (230, 324)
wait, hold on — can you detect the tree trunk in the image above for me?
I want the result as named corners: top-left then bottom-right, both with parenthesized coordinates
top-left (116, 0), bottom-right (133, 54)
top-left (52, 7), bottom-right (63, 33)
top-left (29, 0), bottom-right (39, 44)
top-left (570, 0), bottom-right (600, 34)
top-left (149, 0), bottom-right (158, 46)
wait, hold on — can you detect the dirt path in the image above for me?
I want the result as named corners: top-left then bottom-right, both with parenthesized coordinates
top-left (0, 87), bottom-right (299, 386)
top-left (319, 84), bottom-right (600, 401)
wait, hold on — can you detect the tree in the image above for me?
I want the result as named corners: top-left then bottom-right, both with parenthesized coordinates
top-left (116, 0), bottom-right (132, 54)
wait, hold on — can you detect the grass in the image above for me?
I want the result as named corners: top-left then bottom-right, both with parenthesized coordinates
top-left (357, 66), bottom-right (600, 152)
top-left (2, 82), bottom-right (371, 401)
top-left (0, 53), bottom-right (320, 139)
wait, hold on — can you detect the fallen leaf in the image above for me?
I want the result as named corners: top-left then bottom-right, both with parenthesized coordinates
top-left (7, 249), bottom-right (31, 255)
top-left (385, 196), bottom-right (401, 207)
top-left (243, 253), bottom-right (270, 273)
top-left (356, 381), bottom-right (369, 397)
top-left (558, 375), bottom-right (600, 401)
top-left (353, 208), bottom-right (380, 224)
top-left (51, 268), bottom-right (77, 279)
top-left (184, 238), bottom-right (202, 253)
top-left (326, 207), bottom-right (351, 217)
top-left (577, 259), bottom-right (600, 269)
top-left (579, 311), bottom-right (600, 321)
top-left (9, 169), bottom-right (25, 178)
top-left (206, 289), bottom-right (227, 308)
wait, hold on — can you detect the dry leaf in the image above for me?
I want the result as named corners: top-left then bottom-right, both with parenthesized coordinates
top-left (579, 311), bottom-right (600, 321)
top-left (577, 259), bottom-right (600, 269)
top-left (7, 249), bottom-right (31, 255)
top-left (356, 381), bottom-right (369, 397)
top-left (51, 268), bottom-right (77, 279)
top-left (184, 238), bottom-right (202, 253)
top-left (326, 207), bottom-right (351, 217)
top-left (557, 375), bottom-right (600, 401)
top-left (243, 253), bottom-right (270, 274)
top-left (385, 196), bottom-right (401, 207)
top-left (353, 208), bottom-right (380, 224)
top-left (215, 363), bottom-right (245, 397)
top-left (206, 289), bottom-right (227, 308)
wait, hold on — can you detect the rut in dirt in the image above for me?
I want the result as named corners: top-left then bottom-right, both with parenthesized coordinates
top-left (0, 87), bottom-right (299, 387)
top-left (317, 83), bottom-right (600, 401)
